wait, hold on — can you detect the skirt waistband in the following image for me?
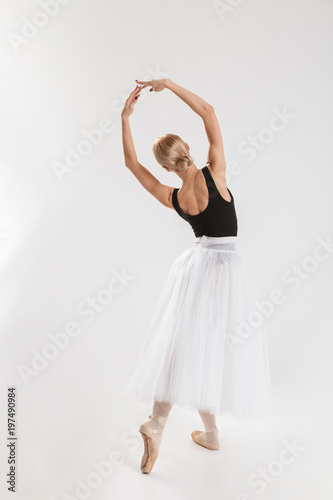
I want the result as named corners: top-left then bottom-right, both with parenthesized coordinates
top-left (194, 235), bottom-right (238, 253)
top-left (195, 235), bottom-right (237, 244)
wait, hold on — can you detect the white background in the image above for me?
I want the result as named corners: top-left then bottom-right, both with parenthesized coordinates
top-left (0, 0), bottom-right (332, 499)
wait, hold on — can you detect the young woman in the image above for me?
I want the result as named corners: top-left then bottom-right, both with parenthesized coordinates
top-left (121, 79), bottom-right (273, 474)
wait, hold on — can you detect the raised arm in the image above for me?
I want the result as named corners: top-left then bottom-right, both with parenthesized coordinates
top-left (136, 78), bottom-right (226, 173)
top-left (121, 85), bottom-right (174, 209)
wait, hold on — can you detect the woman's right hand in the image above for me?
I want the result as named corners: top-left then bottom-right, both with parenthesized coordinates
top-left (135, 78), bottom-right (169, 92)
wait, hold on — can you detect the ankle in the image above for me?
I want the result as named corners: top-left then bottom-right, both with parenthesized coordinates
top-left (150, 413), bottom-right (167, 425)
top-left (204, 425), bottom-right (218, 433)
top-left (146, 414), bottom-right (166, 433)
top-left (202, 427), bottom-right (219, 444)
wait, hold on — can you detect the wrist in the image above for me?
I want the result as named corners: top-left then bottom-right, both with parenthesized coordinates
top-left (165, 78), bottom-right (172, 89)
top-left (121, 112), bottom-right (130, 121)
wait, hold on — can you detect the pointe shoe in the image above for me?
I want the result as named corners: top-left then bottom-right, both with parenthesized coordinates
top-left (191, 430), bottom-right (220, 450)
top-left (139, 414), bottom-right (166, 473)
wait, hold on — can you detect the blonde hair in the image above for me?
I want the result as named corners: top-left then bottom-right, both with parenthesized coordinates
top-left (152, 134), bottom-right (193, 172)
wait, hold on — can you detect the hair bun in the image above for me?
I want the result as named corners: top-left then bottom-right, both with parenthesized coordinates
top-left (175, 154), bottom-right (192, 171)
top-left (152, 134), bottom-right (193, 173)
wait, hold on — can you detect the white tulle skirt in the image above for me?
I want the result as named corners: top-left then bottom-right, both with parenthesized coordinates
top-left (125, 235), bottom-right (273, 419)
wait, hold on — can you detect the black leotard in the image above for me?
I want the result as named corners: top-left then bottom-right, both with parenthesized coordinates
top-left (172, 165), bottom-right (238, 237)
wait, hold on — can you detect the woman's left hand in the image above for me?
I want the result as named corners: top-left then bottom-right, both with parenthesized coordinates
top-left (121, 85), bottom-right (143, 118)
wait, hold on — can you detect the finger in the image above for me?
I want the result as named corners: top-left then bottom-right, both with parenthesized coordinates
top-left (132, 89), bottom-right (142, 101)
top-left (127, 88), bottom-right (138, 100)
top-left (131, 86), bottom-right (143, 98)
top-left (135, 79), bottom-right (150, 88)
top-left (131, 92), bottom-right (141, 102)
top-left (127, 88), bottom-right (141, 102)
top-left (130, 85), bottom-right (141, 95)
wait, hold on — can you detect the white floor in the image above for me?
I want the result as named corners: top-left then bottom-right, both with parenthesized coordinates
top-left (2, 362), bottom-right (332, 500)
top-left (67, 386), bottom-right (332, 500)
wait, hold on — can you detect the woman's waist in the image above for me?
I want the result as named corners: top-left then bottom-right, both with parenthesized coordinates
top-left (195, 235), bottom-right (237, 243)
top-left (194, 235), bottom-right (238, 252)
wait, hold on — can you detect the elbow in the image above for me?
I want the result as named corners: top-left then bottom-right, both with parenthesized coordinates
top-left (125, 161), bottom-right (137, 170)
top-left (202, 104), bottom-right (214, 116)
top-left (204, 104), bottom-right (214, 114)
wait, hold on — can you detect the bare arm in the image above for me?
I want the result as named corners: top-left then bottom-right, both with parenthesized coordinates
top-left (165, 79), bottom-right (213, 118)
top-left (121, 85), bottom-right (174, 209)
top-left (136, 78), bottom-right (226, 173)
top-left (166, 80), bottom-right (226, 172)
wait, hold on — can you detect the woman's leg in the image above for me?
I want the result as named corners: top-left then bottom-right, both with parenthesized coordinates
top-left (198, 410), bottom-right (219, 444)
top-left (146, 399), bottom-right (173, 448)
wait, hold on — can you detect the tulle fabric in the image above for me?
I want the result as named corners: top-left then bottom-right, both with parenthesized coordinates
top-left (125, 236), bottom-right (273, 419)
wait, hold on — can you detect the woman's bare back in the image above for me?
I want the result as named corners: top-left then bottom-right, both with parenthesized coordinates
top-left (176, 163), bottom-right (231, 216)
